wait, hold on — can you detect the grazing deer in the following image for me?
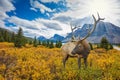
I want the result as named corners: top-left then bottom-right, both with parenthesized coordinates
top-left (61, 13), bottom-right (104, 68)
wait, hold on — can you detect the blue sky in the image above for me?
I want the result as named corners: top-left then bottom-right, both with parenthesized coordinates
top-left (0, 0), bottom-right (120, 38)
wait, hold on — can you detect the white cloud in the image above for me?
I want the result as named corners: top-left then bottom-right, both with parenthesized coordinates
top-left (0, 20), bottom-right (6, 28)
top-left (40, 0), bottom-right (61, 3)
top-left (30, 0), bottom-right (53, 14)
top-left (52, 15), bottom-right (74, 24)
top-left (8, 16), bottom-right (40, 30)
top-left (0, 0), bottom-right (15, 21)
top-left (35, 18), bottom-right (71, 38)
top-left (0, 0), bottom-right (15, 29)
top-left (52, 0), bottom-right (120, 27)
top-left (35, 18), bottom-right (63, 30)
top-left (7, 16), bottom-right (70, 38)
top-left (0, 11), bottom-right (8, 20)
top-left (0, 0), bottom-right (15, 13)
top-left (36, 19), bottom-right (70, 38)
top-left (30, 7), bottom-right (37, 12)
top-left (7, 16), bottom-right (45, 37)
top-left (46, 13), bottom-right (50, 17)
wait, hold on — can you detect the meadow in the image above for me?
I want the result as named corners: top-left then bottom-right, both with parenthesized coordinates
top-left (0, 42), bottom-right (120, 80)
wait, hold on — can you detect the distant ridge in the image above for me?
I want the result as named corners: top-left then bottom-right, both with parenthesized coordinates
top-left (38, 34), bottom-right (64, 42)
top-left (49, 34), bottom-right (64, 42)
top-left (37, 36), bottom-right (47, 41)
top-left (63, 21), bottom-right (120, 43)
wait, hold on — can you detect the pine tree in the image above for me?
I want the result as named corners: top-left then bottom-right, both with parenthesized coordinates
top-left (59, 41), bottom-right (62, 48)
top-left (100, 37), bottom-right (109, 50)
top-left (0, 36), bottom-right (4, 42)
top-left (55, 41), bottom-right (62, 48)
top-left (22, 36), bottom-right (27, 46)
top-left (0, 32), bottom-right (4, 42)
top-left (42, 41), bottom-right (47, 46)
top-left (4, 30), bottom-right (9, 42)
top-left (11, 32), bottom-right (15, 42)
top-left (49, 41), bottom-right (54, 48)
top-left (55, 41), bottom-right (58, 47)
top-left (33, 36), bottom-right (38, 47)
top-left (46, 40), bottom-right (50, 47)
top-left (38, 40), bottom-right (41, 45)
top-left (14, 27), bottom-right (26, 48)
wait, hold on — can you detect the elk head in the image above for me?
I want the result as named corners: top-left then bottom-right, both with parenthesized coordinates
top-left (61, 13), bottom-right (104, 68)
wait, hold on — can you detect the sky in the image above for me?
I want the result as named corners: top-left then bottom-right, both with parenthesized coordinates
top-left (0, 0), bottom-right (120, 38)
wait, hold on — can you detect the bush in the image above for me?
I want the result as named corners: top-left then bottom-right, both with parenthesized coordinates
top-left (100, 37), bottom-right (109, 50)
top-left (99, 37), bottom-right (113, 50)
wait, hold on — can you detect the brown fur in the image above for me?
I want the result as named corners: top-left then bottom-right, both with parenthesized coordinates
top-left (61, 40), bottom-right (91, 68)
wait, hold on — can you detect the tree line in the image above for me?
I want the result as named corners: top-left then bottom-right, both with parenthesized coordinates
top-left (0, 27), bottom-right (114, 49)
top-left (97, 37), bottom-right (113, 50)
top-left (0, 28), bottom-right (14, 42)
top-left (89, 37), bottom-right (113, 50)
top-left (32, 36), bottom-right (62, 48)
top-left (0, 27), bottom-right (62, 48)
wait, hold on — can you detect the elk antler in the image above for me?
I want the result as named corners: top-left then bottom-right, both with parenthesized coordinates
top-left (70, 23), bottom-right (80, 41)
top-left (81, 13), bottom-right (105, 41)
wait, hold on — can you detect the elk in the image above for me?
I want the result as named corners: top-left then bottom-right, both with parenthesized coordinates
top-left (61, 13), bottom-right (104, 68)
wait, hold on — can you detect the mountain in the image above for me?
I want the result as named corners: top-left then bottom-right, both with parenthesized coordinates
top-left (37, 36), bottom-right (47, 41)
top-left (49, 34), bottom-right (64, 42)
top-left (37, 34), bottom-right (64, 42)
top-left (64, 21), bottom-right (120, 43)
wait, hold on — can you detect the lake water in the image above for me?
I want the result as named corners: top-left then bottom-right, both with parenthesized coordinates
top-left (113, 45), bottom-right (120, 51)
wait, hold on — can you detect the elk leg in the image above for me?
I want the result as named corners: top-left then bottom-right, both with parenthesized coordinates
top-left (84, 58), bottom-right (87, 68)
top-left (78, 56), bottom-right (81, 69)
top-left (63, 55), bottom-right (69, 68)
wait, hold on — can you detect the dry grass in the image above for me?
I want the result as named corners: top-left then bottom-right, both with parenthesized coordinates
top-left (0, 42), bottom-right (120, 80)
